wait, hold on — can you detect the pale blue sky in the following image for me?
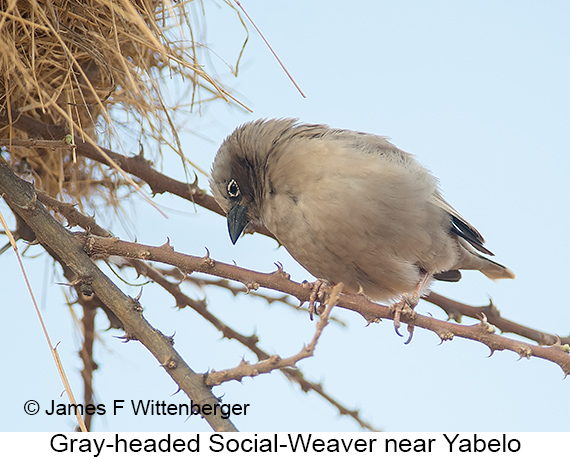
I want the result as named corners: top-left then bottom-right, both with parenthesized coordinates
top-left (2, 1), bottom-right (569, 432)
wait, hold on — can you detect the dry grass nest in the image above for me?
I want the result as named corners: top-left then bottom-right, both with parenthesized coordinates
top-left (0, 0), bottom-right (241, 211)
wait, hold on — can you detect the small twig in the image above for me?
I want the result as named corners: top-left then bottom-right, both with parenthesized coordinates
top-left (0, 138), bottom-right (75, 149)
top-left (36, 190), bottom-right (112, 237)
top-left (205, 283), bottom-right (341, 386)
top-left (79, 300), bottom-right (97, 431)
top-left (425, 292), bottom-right (570, 346)
top-left (156, 267), bottom-right (347, 326)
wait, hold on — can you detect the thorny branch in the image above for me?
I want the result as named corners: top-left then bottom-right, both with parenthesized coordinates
top-left (0, 162), bottom-right (238, 432)
top-left (78, 234), bottom-right (570, 376)
top-left (157, 267), bottom-right (347, 326)
top-left (120, 259), bottom-right (376, 431)
top-left (424, 292), bottom-right (570, 346)
top-left (36, 190), bottom-right (112, 237)
top-left (205, 283), bottom-right (341, 386)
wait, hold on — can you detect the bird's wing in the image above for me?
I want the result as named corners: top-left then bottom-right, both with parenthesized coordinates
top-left (430, 192), bottom-right (494, 256)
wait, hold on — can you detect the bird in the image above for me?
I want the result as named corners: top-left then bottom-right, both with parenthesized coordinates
top-left (210, 118), bottom-right (514, 324)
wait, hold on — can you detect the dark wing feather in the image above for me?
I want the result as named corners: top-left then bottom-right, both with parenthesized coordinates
top-left (430, 193), bottom-right (495, 256)
top-left (433, 270), bottom-right (462, 282)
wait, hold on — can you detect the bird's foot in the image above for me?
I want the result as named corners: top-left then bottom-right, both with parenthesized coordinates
top-left (302, 279), bottom-right (331, 320)
top-left (390, 294), bottom-right (418, 344)
top-left (390, 273), bottom-right (432, 343)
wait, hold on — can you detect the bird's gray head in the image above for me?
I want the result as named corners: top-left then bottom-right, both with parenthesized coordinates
top-left (210, 118), bottom-right (301, 244)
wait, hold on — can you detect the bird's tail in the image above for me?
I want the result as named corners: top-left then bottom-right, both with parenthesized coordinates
top-left (479, 256), bottom-right (516, 280)
top-left (455, 239), bottom-right (515, 280)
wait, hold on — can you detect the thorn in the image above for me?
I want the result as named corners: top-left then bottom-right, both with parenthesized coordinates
top-left (272, 261), bottom-right (290, 280)
top-left (245, 333), bottom-right (259, 345)
top-left (160, 237), bottom-right (174, 251)
top-left (190, 171), bottom-right (199, 187)
top-left (269, 354), bottom-right (282, 364)
top-left (165, 332), bottom-right (176, 346)
top-left (116, 332), bottom-right (138, 342)
top-left (162, 358), bottom-right (178, 370)
top-left (550, 335), bottom-right (570, 353)
top-left (477, 312), bottom-right (496, 333)
top-left (445, 309), bottom-right (462, 323)
top-left (15, 189), bottom-right (37, 211)
top-left (171, 387), bottom-right (182, 396)
top-left (437, 330), bottom-right (454, 344)
top-left (134, 288), bottom-right (143, 301)
top-left (516, 346), bottom-right (533, 360)
top-left (244, 281), bottom-right (259, 293)
top-left (130, 297), bottom-right (143, 313)
top-left (201, 247), bottom-right (215, 268)
top-left (365, 316), bottom-right (381, 326)
top-left (80, 280), bottom-right (94, 297)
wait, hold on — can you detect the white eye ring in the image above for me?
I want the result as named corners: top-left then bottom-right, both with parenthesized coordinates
top-left (227, 179), bottom-right (240, 198)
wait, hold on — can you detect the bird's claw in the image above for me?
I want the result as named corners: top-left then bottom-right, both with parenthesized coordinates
top-left (390, 294), bottom-right (418, 342)
top-left (303, 279), bottom-right (330, 320)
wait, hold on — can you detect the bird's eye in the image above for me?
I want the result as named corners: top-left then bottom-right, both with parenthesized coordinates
top-left (227, 179), bottom-right (240, 198)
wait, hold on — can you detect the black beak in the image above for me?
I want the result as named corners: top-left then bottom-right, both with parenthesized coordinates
top-left (227, 203), bottom-right (249, 245)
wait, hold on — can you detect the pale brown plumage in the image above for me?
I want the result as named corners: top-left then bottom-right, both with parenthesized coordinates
top-left (210, 118), bottom-right (514, 303)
